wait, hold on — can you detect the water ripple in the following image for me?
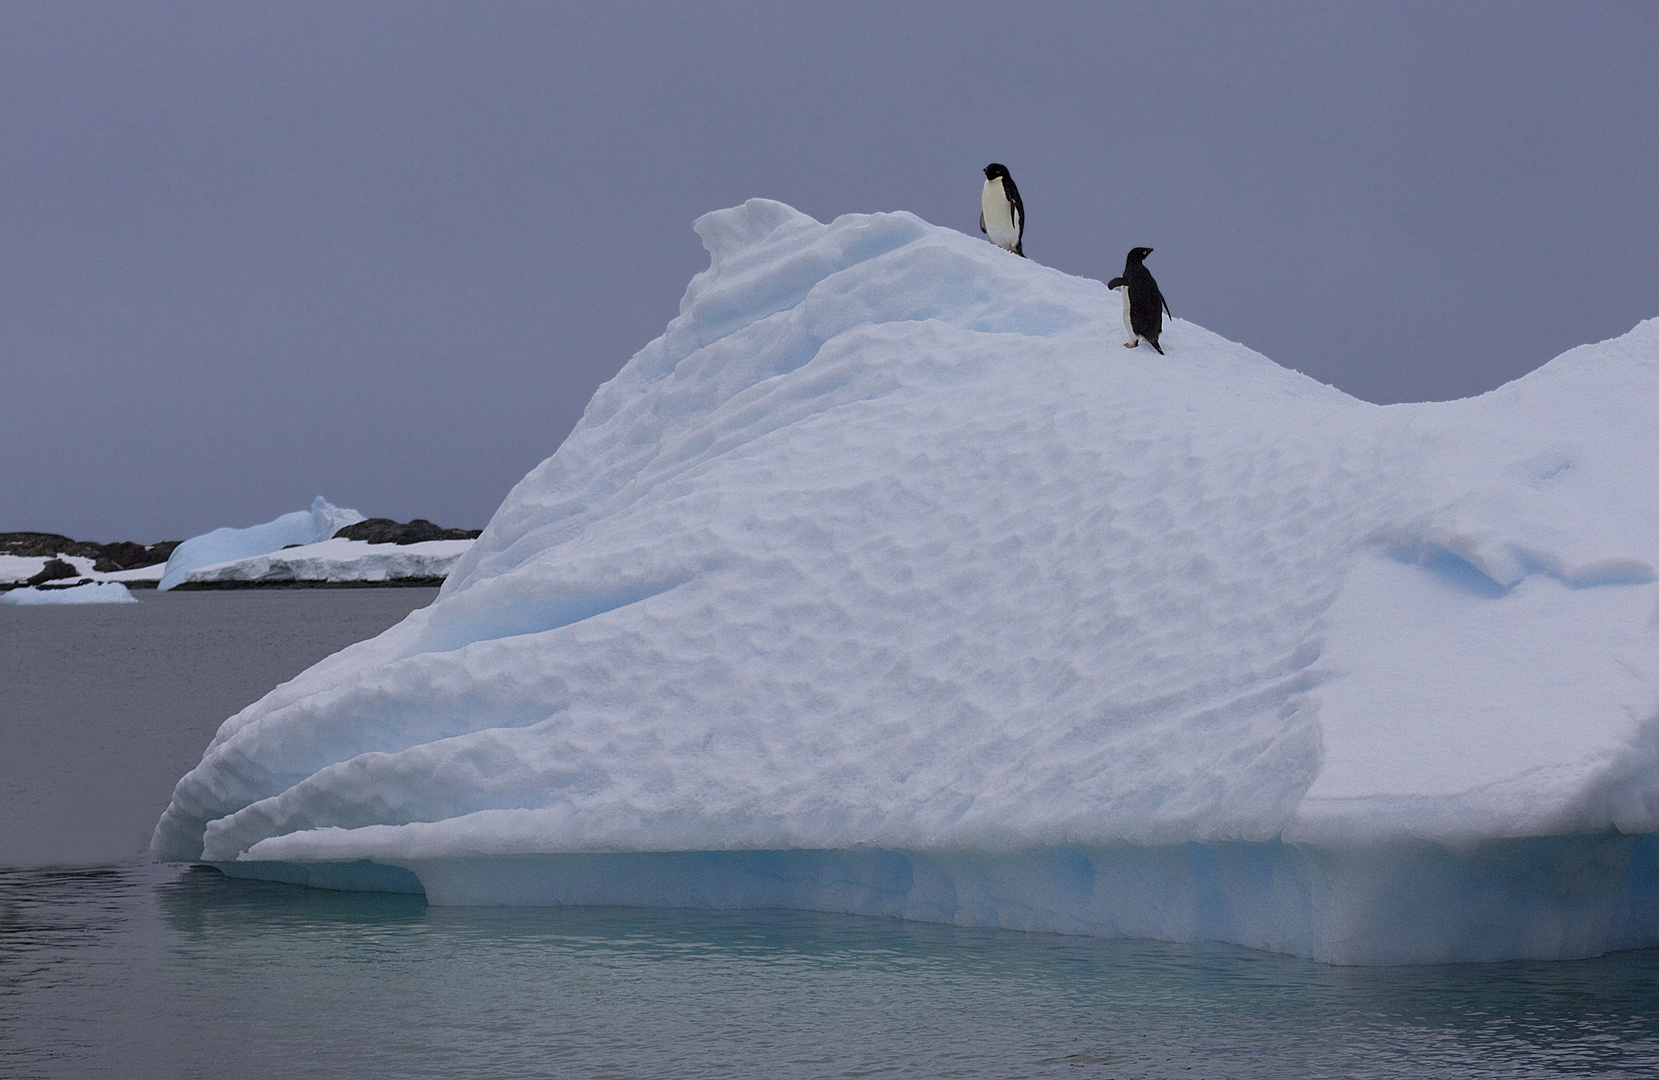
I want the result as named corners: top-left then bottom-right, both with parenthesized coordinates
top-left (5, 862), bottom-right (1659, 1078)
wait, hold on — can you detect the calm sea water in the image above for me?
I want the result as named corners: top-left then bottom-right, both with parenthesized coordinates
top-left (5, 591), bottom-right (1659, 1079)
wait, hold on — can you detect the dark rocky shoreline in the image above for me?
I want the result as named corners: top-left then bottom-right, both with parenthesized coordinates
top-left (333, 519), bottom-right (480, 545)
top-left (1, 533), bottom-right (179, 572)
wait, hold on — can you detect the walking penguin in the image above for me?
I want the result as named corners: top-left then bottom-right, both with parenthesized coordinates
top-left (1107, 247), bottom-right (1170, 354)
top-left (979, 163), bottom-right (1025, 257)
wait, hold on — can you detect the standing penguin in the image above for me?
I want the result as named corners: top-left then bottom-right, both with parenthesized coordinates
top-left (979, 163), bottom-right (1025, 257)
top-left (1106, 247), bottom-right (1170, 354)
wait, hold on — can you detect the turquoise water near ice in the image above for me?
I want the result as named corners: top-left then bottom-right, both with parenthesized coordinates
top-left (6, 861), bottom-right (1659, 1079)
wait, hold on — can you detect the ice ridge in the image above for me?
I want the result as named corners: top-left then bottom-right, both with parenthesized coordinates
top-left (158, 497), bottom-right (365, 590)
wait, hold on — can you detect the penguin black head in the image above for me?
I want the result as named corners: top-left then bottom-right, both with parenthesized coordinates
top-left (984, 163), bottom-right (1011, 181)
top-left (1126, 247), bottom-right (1154, 265)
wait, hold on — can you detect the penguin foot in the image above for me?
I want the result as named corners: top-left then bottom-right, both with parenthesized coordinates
top-left (1124, 341), bottom-right (1138, 349)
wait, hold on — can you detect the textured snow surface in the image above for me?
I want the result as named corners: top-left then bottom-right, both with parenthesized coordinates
top-left (153, 201), bottom-right (1659, 962)
top-left (0, 554), bottom-right (56, 584)
top-left (157, 497), bottom-right (364, 590)
top-left (1, 582), bottom-right (137, 605)
top-left (180, 538), bottom-right (472, 586)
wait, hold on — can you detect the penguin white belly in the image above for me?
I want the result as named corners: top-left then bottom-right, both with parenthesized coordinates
top-left (1115, 285), bottom-right (1136, 343)
top-left (980, 178), bottom-right (1020, 252)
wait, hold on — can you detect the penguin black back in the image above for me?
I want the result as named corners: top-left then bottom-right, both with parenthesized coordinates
top-left (1119, 246), bottom-right (1170, 355)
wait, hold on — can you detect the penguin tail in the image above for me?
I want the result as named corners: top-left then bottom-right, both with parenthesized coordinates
top-left (1014, 241), bottom-right (1025, 258)
top-left (1149, 340), bottom-right (1164, 355)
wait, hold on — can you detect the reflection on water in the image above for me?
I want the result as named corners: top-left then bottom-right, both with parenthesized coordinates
top-left (6, 863), bottom-right (1659, 1079)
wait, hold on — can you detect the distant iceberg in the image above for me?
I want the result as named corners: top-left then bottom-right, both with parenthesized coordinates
top-left (1, 581), bottom-right (137, 605)
top-left (153, 200), bottom-right (1659, 963)
top-left (157, 497), bottom-right (365, 590)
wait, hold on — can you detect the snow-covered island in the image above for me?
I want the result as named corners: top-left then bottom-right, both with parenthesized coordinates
top-left (175, 536), bottom-right (473, 588)
top-left (157, 500), bottom-right (477, 589)
top-left (154, 200), bottom-right (1659, 964)
top-left (0, 534), bottom-right (180, 594)
top-left (2, 509), bottom-right (479, 598)
top-left (6, 507), bottom-right (484, 600)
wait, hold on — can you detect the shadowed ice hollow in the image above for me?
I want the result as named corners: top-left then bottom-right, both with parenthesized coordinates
top-left (153, 200), bottom-right (1659, 963)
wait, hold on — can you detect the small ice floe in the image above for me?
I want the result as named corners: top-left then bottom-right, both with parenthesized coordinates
top-left (1, 582), bottom-right (138, 605)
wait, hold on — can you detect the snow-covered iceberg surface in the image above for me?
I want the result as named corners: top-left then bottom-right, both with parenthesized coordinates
top-left (179, 537), bottom-right (472, 587)
top-left (157, 497), bottom-right (364, 590)
top-left (154, 200), bottom-right (1659, 964)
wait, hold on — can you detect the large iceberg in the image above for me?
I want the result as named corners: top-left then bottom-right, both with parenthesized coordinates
top-left (153, 200), bottom-right (1659, 964)
top-left (157, 497), bottom-right (365, 590)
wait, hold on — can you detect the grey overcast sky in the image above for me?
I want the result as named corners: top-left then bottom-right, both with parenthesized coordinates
top-left (3, 2), bottom-right (1656, 542)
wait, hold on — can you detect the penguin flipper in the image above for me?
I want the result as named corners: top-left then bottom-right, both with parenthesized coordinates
top-left (979, 212), bottom-right (986, 235)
